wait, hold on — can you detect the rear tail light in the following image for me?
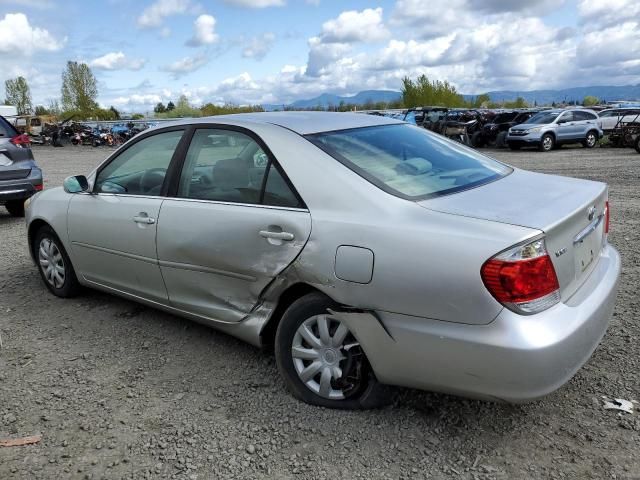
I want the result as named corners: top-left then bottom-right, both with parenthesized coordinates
top-left (34, 183), bottom-right (44, 191)
top-left (10, 134), bottom-right (31, 148)
top-left (481, 238), bottom-right (560, 315)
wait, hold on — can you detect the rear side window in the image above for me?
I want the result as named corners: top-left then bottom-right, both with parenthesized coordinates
top-left (307, 124), bottom-right (512, 200)
top-left (177, 128), bottom-right (303, 208)
top-left (574, 111), bottom-right (597, 121)
top-left (0, 116), bottom-right (18, 138)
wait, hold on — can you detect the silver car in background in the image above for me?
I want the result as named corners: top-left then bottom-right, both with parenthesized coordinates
top-left (506, 109), bottom-right (603, 152)
top-left (1, 114), bottom-right (43, 216)
top-left (25, 112), bottom-right (620, 408)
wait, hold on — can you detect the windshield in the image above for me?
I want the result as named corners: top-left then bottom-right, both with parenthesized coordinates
top-left (493, 112), bottom-right (518, 123)
top-left (524, 112), bottom-right (559, 124)
top-left (306, 124), bottom-right (511, 200)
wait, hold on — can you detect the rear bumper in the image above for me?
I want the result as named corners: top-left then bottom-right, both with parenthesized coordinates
top-left (342, 244), bottom-right (621, 402)
top-left (0, 167), bottom-right (42, 203)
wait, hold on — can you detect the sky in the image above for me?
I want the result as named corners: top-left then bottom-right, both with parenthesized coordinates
top-left (1, 0), bottom-right (639, 113)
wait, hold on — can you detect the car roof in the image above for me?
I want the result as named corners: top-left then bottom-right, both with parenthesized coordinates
top-left (167, 111), bottom-right (403, 135)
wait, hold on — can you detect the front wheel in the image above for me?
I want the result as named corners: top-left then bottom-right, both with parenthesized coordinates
top-left (275, 293), bottom-right (390, 409)
top-left (583, 131), bottom-right (598, 148)
top-left (33, 225), bottom-right (81, 297)
top-left (539, 133), bottom-right (555, 152)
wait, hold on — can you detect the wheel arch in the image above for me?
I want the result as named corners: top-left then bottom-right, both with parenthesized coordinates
top-left (27, 218), bottom-right (53, 261)
top-left (586, 128), bottom-right (600, 139)
top-left (260, 283), bottom-right (329, 347)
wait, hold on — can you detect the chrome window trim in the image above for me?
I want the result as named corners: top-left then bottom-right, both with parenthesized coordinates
top-left (162, 195), bottom-right (310, 213)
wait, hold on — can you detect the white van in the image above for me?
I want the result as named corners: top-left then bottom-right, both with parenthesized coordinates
top-left (0, 105), bottom-right (18, 119)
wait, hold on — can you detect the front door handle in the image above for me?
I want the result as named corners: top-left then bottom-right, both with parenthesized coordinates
top-left (133, 213), bottom-right (156, 225)
top-left (259, 230), bottom-right (294, 241)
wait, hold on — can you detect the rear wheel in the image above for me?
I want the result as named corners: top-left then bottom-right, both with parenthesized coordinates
top-left (539, 133), bottom-right (555, 152)
top-left (33, 225), bottom-right (81, 297)
top-left (275, 293), bottom-right (390, 409)
top-left (5, 200), bottom-right (25, 217)
top-left (634, 135), bottom-right (640, 154)
top-left (583, 130), bottom-right (598, 148)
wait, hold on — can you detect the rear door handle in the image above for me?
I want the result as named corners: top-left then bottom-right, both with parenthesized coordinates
top-left (133, 214), bottom-right (156, 225)
top-left (259, 230), bottom-right (294, 241)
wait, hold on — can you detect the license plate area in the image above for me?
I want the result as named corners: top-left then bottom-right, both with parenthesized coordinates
top-left (574, 219), bottom-right (604, 275)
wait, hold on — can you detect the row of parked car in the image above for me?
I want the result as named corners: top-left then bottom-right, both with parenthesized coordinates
top-left (400, 106), bottom-right (640, 153)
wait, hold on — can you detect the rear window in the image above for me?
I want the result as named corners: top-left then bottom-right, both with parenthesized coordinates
top-left (0, 115), bottom-right (18, 138)
top-left (307, 124), bottom-right (512, 200)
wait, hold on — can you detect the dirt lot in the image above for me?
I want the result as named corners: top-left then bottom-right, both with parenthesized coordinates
top-left (1, 144), bottom-right (639, 480)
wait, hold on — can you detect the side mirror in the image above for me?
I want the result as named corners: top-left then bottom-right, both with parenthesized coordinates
top-left (63, 175), bottom-right (89, 194)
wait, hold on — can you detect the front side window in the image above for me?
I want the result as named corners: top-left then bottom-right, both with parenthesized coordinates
top-left (178, 128), bottom-right (302, 208)
top-left (95, 129), bottom-right (183, 195)
top-left (307, 124), bottom-right (512, 200)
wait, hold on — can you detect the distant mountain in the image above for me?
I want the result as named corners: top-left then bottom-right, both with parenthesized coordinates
top-left (263, 85), bottom-right (640, 111)
top-left (464, 84), bottom-right (640, 105)
top-left (263, 90), bottom-right (402, 111)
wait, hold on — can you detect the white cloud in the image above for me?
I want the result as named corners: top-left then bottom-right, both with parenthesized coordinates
top-left (242, 32), bottom-right (276, 59)
top-left (222, 0), bottom-right (285, 7)
top-left (137, 0), bottom-right (196, 28)
top-left (162, 54), bottom-right (209, 78)
top-left (187, 14), bottom-right (219, 46)
top-left (89, 52), bottom-right (146, 71)
top-left (0, 13), bottom-right (65, 54)
top-left (320, 8), bottom-right (389, 43)
top-left (578, 0), bottom-right (640, 28)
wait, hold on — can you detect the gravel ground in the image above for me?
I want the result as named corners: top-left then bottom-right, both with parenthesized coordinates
top-left (1, 144), bottom-right (639, 480)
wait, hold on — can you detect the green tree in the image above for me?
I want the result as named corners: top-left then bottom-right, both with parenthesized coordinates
top-left (583, 95), bottom-right (599, 106)
top-left (503, 96), bottom-right (528, 108)
top-left (61, 61), bottom-right (98, 115)
top-left (4, 76), bottom-right (32, 115)
top-left (401, 75), bottom-right (465, 108)
top-left (109, 106), bottom-right (120, 119)
top-left (48, 100), bottom-right (61, 116)
top-left (472, 93), bottom-right (491, 108)
top-left (166, 101), bottom-right (175, 111)
top-left (34, 105), bottom-right (50, 116)
top-left (154, 102), bottom-right (166, 113)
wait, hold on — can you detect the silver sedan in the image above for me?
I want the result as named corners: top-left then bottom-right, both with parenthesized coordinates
top-left (25, 112), bottom-right (621, 408)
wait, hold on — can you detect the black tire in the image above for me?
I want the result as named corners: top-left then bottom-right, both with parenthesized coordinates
top-left (33, 225), bottom-right (81, 298)
top-left (470, 131), bottom-right (484, 148)
top-left (539, 133), bottom-right (555, 152)
top-left (635, 135), bottom-right (640, 154)
top-left (495, 131), bottom-right (507, 148)
top-left (5, 200), bottom-right (25, 217)
top-left (275, 293), bottom-right (391, 409)
top-left (583, 130), bottom-right (598, 149)
top-left (508, 143), bottom-right (521, 150)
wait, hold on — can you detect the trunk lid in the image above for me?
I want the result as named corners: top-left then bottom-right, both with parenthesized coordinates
top-left (419, 168), bottom-right (608, 301)
top-left (0, 148), bottom-right (32, 179)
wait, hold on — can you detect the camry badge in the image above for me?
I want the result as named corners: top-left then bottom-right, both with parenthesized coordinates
top-left (588, 206), bottom-right (596, 221)
top-left (555, 247), bottom-right (567, 258)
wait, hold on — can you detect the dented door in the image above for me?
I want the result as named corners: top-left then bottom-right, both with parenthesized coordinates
top-left (156, 199), bottom-right (311, 322)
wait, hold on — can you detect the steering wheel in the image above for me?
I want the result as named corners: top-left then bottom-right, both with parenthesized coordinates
top-left (139, 168), bottom-right (167, 194)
